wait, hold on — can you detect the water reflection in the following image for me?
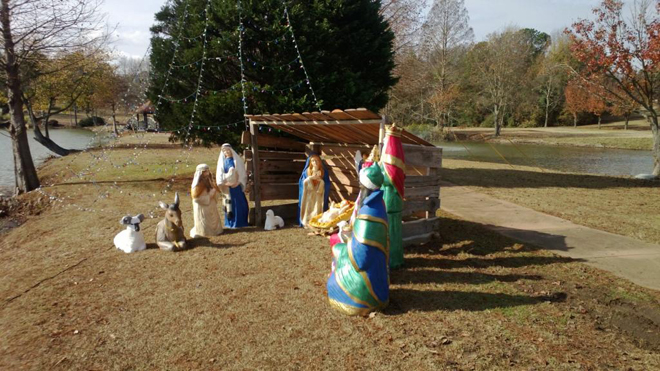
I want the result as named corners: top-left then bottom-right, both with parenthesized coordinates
top-left (438, 141), bottom-right (653, 176)
top-left (0, 128), bottom-right (102, 190)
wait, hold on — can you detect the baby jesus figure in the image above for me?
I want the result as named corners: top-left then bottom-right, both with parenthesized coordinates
top-left (317, 200), bottom-right (352, 224)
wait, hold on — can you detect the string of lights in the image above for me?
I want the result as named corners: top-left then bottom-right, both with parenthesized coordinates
top-left (35, 0), bottom-right (325, 215)
top-left (34, 0), bottom-right (195, 213)
top-left (283, 2), bottom-right (321, 111)
top-left (238, 0), bottom-right (249, 130)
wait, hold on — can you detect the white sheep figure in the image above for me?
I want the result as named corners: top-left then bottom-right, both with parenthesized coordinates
top-left (264, 209), bottom-right (284, 231)
top-left (114, 214), bottom-right (146, 253)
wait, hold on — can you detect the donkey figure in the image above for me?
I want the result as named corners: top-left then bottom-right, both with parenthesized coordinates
top-left (156, 192), bottom-right (187, 251)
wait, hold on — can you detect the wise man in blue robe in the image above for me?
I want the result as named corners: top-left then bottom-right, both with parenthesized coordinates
top-left (327, 164), bottom-right (389, 316)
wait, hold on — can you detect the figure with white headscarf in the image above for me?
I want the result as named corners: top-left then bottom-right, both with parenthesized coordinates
top-left (216, 143), bottom-right (249, 228)
top-left (190, 164), bottom-right (223, 238)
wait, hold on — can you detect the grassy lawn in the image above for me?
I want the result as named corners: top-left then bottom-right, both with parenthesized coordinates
top-left (1, 133), bottom-right (659, 369)
top-left (441, 159), bottom-right (660, 245)
top-left (446, 119), bottom-right (654, 151)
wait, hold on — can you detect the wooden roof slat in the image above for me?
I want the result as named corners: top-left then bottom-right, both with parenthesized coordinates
top-left (344, 108), bottom-right (381, 120)
top-left (247, 108), bottom-right (434, 147)
top-left (323, 109), bottom-right (355, 121)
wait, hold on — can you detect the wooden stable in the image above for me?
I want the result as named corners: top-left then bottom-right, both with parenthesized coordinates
top-left (243, 108), bottom-right (443, 247)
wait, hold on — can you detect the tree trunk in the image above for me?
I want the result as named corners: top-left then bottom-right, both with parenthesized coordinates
top-left (112, 103), bottom-right (118, 136)
top-left (25, 99), bottom-right (77, 156)
top-left (73, 103), bottom-right (78, 126)
top-left (44, 98), bottom-right (54, 138)
top-left (624, 114), bottom-right (629, 131)
top-left (1, 0), bottom-right (40, 194)
top-left (544, 88), bottom-right (551, 128)
top-left (651, 115), bottom-right (660, 177)
top-left (597, 115), bottom-right (602, 129)
top-left (493, 104), bottom-right (501, 137)
top-left (573, 113), bottom-right (577, 128)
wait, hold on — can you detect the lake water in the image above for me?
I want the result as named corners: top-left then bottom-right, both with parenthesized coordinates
top-left (1, 131), bottom-right (654, 195)
top-left (438, 141), bottom-right (654, 176)
top-left (0, 128), bottom-right (99, 194)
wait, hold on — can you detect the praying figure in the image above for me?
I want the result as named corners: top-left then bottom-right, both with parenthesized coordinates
top-left (216, 143), bottom-right (249, 228)
top-left (327, 164), bottom-right (389, 316)
top-left (190, 164), bottom-right (223, 238)
top-left (298, 153), bottom-right (330, 227)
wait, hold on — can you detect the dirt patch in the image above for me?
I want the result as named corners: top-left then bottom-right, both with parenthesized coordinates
top-left (0, 191), bottom-right (53, 233)
top-left (582, 287), bottom-right (660, 351)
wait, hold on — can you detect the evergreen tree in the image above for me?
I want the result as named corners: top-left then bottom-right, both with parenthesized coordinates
top-left (148, 0), bottom-right (396, 146)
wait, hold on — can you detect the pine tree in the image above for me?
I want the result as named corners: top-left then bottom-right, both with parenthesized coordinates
top-left (148, 0), bottom-right (397, 146)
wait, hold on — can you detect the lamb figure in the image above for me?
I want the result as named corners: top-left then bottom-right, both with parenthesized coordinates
top-left (114, 214), bottom-right (146, 253)
top-left (264, 209), bottom-right (284, 231)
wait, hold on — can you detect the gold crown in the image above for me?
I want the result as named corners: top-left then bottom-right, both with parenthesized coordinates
top-left (386, 123), bottom-right (402, 137)
top-left (367, 145), bottom-right (380, 162)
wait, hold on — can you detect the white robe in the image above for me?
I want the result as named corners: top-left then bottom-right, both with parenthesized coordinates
top-left (300, 171), bottom-right (325, 227)
top-left (190, 188), bottom-right (223, 238)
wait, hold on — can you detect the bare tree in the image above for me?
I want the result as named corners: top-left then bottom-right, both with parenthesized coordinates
top-left (380, 0), bottom-right (428, 52)
top-left (420, 0), bottom-right (473, 128)
top-left (0, 0), bottom-right (108, 194)
top-left (469, 28), bottom-right (532, 136)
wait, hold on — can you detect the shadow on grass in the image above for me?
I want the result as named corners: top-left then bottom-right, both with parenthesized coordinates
top-left (394, 270), bottom-right (543, 285)
top-left (386, 289), bottom-right (567, 313)
top-left (145, 239), bottom-right (244, 251)
top-left (416, 214), bottom-right (580, 256)
top-left (440, 167), bottom-right (658, 189)
top-left (385, 215), bottom-right (573, 313)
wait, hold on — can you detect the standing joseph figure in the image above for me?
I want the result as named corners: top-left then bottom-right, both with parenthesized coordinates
top-left (216, 144), bottom-right (249, 228)
top-left (190, 164), bottom-right (223, 238)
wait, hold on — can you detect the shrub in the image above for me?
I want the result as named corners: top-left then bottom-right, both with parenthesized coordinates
top-left (79, 116), bottom-right (105, 127)
top-left (480, 114), bottom-right (495, 128)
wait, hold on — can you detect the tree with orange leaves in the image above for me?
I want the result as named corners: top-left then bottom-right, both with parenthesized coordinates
top-left (566, 0), bottom-right (660, 176)
top-left (564, 79), bottom-right (591, 127)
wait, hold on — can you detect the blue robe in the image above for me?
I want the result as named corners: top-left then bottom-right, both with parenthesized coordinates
top-left (327, 189), bottom-right (389, 315)
top-left (297, 154), bottom-right (331, 226)
top-left (223, 157), bottom-right (249, 228)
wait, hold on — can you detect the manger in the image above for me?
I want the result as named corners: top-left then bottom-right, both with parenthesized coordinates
top-left (243, 108), bottom-right (443, 247)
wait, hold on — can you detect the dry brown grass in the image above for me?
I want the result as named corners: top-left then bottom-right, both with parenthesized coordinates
top-left (2, 133), bottom-right (660, 370)
top-left (450, 124), bottom-right (653, 150)
top-left (441, 159), bottom-right (660, 245)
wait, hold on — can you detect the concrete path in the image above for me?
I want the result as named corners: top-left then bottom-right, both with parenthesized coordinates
top-left (440, 181), bottom-right (660, 291)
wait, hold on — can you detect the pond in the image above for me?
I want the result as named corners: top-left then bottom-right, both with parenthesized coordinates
top-left (0, 128), bottom-right (101, 194)
top-left (438, 141), bottom-right (654, 177)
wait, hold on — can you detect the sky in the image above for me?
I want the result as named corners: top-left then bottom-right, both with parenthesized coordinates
top-left (104, 0), bottom-right (622, 59)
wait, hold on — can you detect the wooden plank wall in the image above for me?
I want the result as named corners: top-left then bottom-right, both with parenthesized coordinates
top-left (315, 142), bottom-right (443, 247)
top-left (241, 131), bottom-right (306, 205)
top-left (242, 129), bottom-right (444, 246)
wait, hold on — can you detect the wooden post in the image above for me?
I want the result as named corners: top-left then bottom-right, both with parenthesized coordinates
top-left (250, 119), bottom-right (263, 227)
top-left (378, 115), bottom-right (386, 151)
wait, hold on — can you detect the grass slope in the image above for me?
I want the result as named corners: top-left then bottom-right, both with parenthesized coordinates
top-left (1, 133), bottom-right (659, 370)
